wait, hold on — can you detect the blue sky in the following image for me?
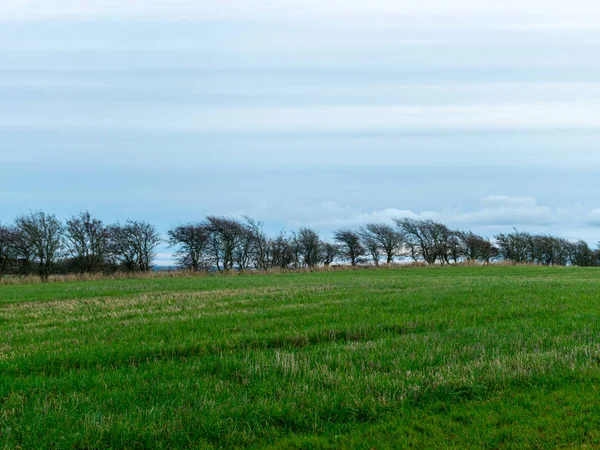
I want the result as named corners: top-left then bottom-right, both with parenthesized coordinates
top-left (2, 0), bottom-right (600, 264)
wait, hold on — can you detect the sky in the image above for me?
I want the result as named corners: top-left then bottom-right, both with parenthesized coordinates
top-left (1, 0), bottom-right (600, 264)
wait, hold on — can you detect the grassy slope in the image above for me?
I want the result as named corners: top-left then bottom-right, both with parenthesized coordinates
top-left (2, 266), bottom-right (600, 448)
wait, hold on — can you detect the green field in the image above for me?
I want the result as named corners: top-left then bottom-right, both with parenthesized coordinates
top-left (2, 266), bottom-right (600, 449)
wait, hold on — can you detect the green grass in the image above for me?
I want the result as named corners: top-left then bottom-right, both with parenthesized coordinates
top-left (2, 266), bottom-right (600, 448)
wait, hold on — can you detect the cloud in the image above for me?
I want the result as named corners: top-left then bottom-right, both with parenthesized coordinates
top-left (482, 195), bottom-right (537, 208)
top-left (154, 252), bottom-right (174, 266)
top-left (151, 197), bottom-right (600, 265)
top-left (453, 204), bottom-right (558, 227)
top-left (454, 195), bottom-right (561, 226)
top-left (586, 208), bottom-right (600, 227)
top-left (279, 197), bottom-right (600, 240)
top-left (3, 0), bottom-right (600, 22)
top-left (3, 102), bottom-right (600, 133)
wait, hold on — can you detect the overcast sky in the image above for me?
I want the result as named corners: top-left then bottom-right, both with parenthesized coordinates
top-left (2, 0), bottom-right (600, 264)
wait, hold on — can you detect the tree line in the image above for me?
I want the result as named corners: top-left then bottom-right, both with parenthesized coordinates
top-left (1, 211), bottom-right (599, 280)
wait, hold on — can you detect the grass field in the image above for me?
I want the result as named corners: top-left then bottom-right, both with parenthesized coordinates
top-left (2, 266), bottom-right (600, 449)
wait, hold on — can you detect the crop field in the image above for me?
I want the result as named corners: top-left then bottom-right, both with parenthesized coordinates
top-left (2, 266), bottom-right (600, 448)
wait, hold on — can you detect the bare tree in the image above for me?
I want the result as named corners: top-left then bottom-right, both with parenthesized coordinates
top-left (359, 223), bottom-right (403, 265)
top-left (530, 234), bottom-right (573, 266)
top-left (456, 231), bottom-right (482, 262)
top-left (432, 222), bottom-right (454, 265)
top-left (244, 217), bottom-right (269, 270)
top-left (233, 225), bottom-right (254, 271)
top-left (15, 211), bottom-right (65, 280)
top-left (65, 211), bottom-right (109, 273)
top-left (267, 232), bottom-right (296, 269)
top-left (395, 218), bottom-right (429, 263)
top-left (167, 222), bottom-right (209, 271)
top-left (0, 223), bottom-right (16, 276)
top-left (295, 227), bottom-right (323, 268)
top-left (108, 220), bottom-right (161, 272)
top-left (5, 209), bottom-right (599, 275)
top-left (322, 242), bottom-right (340, 267)
top-left (334, 229), bottom-right (366, 266)
top-left (447, 232), bottom-right (462, 264)
top-left (394, 218), bottom-right (452, 265)
top-left (205, 216), bottom-right (246, 272)
top-left (360, 233), bottom-right (380, 266)
top-left (455, 231), bottom-right (497, 263)
top-left (572, 240), bottom-right (596, 267)
top-left (495, 230), bottom-right (528, 263)
top-left (493, 230), bottom-right (577, 266)
top-left (9, 224), bottom-right (34, 275)
top-left (107, 224), bottom-right (136, 272)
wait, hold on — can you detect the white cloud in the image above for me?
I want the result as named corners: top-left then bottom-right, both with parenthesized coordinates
top-left (195, 103), bottom-right (600, 133)
top-left (482, 195), bottom-right (538, 208)
top-left (4, 0), bottom-right (600, 21)
top-left (3, 102), bottom-right (600, 133)
top-left (154, 252), bottom-right (176, 267)
top-left (453, 204), bottom-right (558, 226)
top-left (286, 196), bottom-right (600, 240)
top-left (152, 197), bottom-right (600, 265)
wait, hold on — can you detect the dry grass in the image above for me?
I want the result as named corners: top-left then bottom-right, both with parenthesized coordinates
top-left (0, 261), bottom-right (444, 286)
